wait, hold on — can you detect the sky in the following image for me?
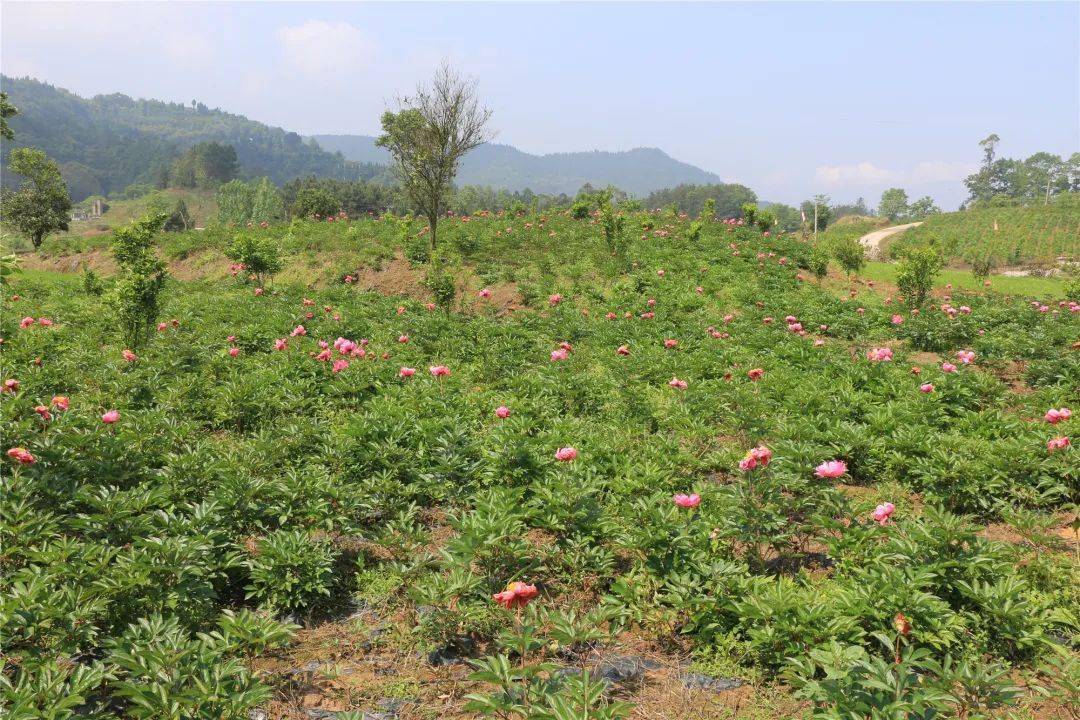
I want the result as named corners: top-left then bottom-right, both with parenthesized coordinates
top-left (2, 1), bottom-right (1078, 209)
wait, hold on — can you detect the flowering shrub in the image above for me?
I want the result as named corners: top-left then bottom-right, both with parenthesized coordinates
top-left (1, 207), bottom-right (1075, 716)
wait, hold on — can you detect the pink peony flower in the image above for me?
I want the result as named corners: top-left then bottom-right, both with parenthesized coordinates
top-left (554, 446), bottom-right (578, 462)
top-left (1047, 436), bottom-right (1071, 452)
top-left (6, 447), bottom-right (34, 465)
top-left (34, 406), bottom-right (52, 421)
top-left (495, 406), bottom-right (511, 419)
top-left (814, 460), bottom-right (848, 479)
top-left (399, 367), bottom-right (416, 378)
top-left (121, 349), bottom-right (138, 363)
top-left (1045, 408), bottom-right (1072, 424)
top-left (228, 347), bottom-right (240, 358)
top-left (2, 378), bottom-right (18, 393)
top-left (274, 338), bottom-right (288, 351)
top-left (479, 288), bottom-right (492, 298)
top-left (291, 325), bottom-right (307, 337)
top-left (550, 348), bottom-right (569, 362)
top-left (871, 502), bottom-right (896, 525)
top-left (920, 383), bottom-right (935, 393)
top-left (548, 294), bottom-right (563, 306)
top-left (332, 359), bottom-right (349, 374)
top-left (429, 365), bottom-right (451, 377)
top-left (669, 377), bottom-right (688, 390)
top-left (941, 362), bottom-right (957, 373)
top-left (101, 410), bottom-right (120, 424)
top-left (673, 493), bottom-right (701, 508)
top-left (616, 345), bottom-right (630, 356)
top-left (157, 322), bottom-right (168, 332)
top-left (51, 395), bottom-right (69, 410)
top-left (493, 581), bottom-right (538, 609)
top-left (956, 350), bottom-right (975, 364)
top-left (867, 347), bottom-right (894, 362)
top-left (19, 317), bottom-right (34, 329)
top-left (398, 335), bottom-right (409, 344)
top-left (891, 314), bottom-right (904, 325)
top-left (747, 368), bottom-right (765, 381)
top-left (664, 338), bottom-right (678, 349)
top-left (739, 445), bottom-right (772, 471)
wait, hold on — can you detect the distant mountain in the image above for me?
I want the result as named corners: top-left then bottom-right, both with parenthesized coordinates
top-left (1, 76), bottom-right (381, 201)
top-left (313, 134), bottom-right (723, 197)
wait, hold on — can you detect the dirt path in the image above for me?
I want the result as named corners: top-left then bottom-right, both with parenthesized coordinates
top-left (859, 221), bottom-right (922, 258)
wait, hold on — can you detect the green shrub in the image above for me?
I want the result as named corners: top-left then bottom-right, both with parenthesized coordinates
top-left (895, 245), bottom-right (944, 307)
top-left (245, 530), bottom-right (336, 612)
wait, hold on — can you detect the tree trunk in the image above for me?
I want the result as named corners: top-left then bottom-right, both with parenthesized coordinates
top-left (428, 213), bottom-right (438, 252)
top-left (32, 232), bottom-right (43, 250)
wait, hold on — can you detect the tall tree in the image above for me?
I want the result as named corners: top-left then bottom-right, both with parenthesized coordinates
top-left (801, 194), bottom-right (832, 232)
top-left (0, 147), bottom-right (72, 250)
top-left (878, 188), bottom-right (910, 221)
top-left (907, 196), bottom-right (941, 219)
top-left (377, 63), bottom-right (493, 251)
top-left (250, 177), bottom-right (286, 224)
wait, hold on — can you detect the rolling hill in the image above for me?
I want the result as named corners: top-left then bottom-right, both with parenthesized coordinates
top-left (0, 76), bottom-right (382, 201)
top-left (312, 134), bottom-right (724, 197)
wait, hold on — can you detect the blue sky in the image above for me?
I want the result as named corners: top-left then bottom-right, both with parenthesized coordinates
top-left (2, 1), bottom-right (1077, 208)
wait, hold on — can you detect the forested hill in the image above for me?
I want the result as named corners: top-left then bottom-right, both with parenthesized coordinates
top-left (313, 134), bottom-right (724, 196)
top-left (0, 76), bottom-right (382, 201)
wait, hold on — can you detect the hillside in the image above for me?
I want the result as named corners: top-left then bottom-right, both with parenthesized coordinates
top-left (0, 76), bottom-right (382, 201)
top-left (4, 211), bottom-right (1077, 719)
top-left (885, 200), bottom-right (1080, 266)
top-left (313, 134), bottom-right (724, 196)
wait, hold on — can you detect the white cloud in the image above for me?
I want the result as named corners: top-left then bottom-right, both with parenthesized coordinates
top-left (277, 21), bottom-right (374, 78)
top-left (814, 162), bottom-right (894, 185)
top-left (815, 160), bottom-right (978, 188)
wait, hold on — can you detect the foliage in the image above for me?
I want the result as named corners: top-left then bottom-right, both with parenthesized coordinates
top-left (244, 530), bottom-right (337, 612)
top-left (224, 233), bottom-right (282, 286)
top-left (0, 147), bottom-right (72, 249)
top-left (169, 142), bottom-right (239, 189)
top-left (377, 63), bottom-right (492, 250)
top-left (832, 236), bottom-right (866, 276)
top-left (895, 245), bottom-right (944, 307)
top-left (163, 197), bottom-right (193, 232)
top-left (643, 182), bottom-right (757, 218)
top-left (290, 186), bottom-right (341, 220)
top-left (878, 187), bottom-right (910, 221)
top-left (217, 179), bottom-right (256, 226)
top-left (106, 213), bottom-right (169, 347)
top-left (249, 177), bottom-right (286, 225)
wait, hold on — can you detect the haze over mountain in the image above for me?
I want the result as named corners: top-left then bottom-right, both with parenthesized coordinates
top-left (312, 135), bottom-right (723, 197)
top-left (0, 76), bottom-right (381, 201)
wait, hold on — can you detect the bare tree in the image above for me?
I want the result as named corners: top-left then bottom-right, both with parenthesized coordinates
top-left (377, 63), bottom-right (494, 251)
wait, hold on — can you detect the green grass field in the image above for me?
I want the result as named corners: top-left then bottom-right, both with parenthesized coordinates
top-left (886, 201), bottom-right (1080, 266)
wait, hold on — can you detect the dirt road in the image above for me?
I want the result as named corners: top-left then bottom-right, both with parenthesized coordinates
top-left (859, 221), bottom-right (922, 258)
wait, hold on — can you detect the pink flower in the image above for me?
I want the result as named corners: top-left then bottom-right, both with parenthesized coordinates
top-left (871, 502), bottom-right (896, 525)
top-left (891, 314), bottom-right (904, 325)
top-left (254, 287), bottom-right (264, 296)
top-left (228, 347), bottom-right (240, 358)
top-left (657, 269), bottom-right (665, 277)
top-left (425, 302), bottom-right (436, 311)
top-left (1047, 436), bottom-right (1071, 452)
top-left (19, 317), bottom-right (34, 329)
top-left (157, 322), bottom-right (168, 332)
top-left (941, 362), bottom-right (957, 373)
top-left (616, 345), bottom-right (630, 356)
top-left (37, 318), bottom-right (53, 327)
top-left (814, 460), bottom-right (847, 479)
top-left (495, 405), bottom-right (511, 419)
top-left (920, 383), bottom-right (935, 393)
top-left (429, 365), bottom-right (451, 377)
top-left (664, 338), bottom-right (678, 349)
top-left (398, 335), bottom-right (409, 344)
top-left (101, 410), bottom-right (120, 424)
top-left (1045, 408), bottom-right (1072, 424)
top-left (696, 286), bottom-right (703, 294)
top-left (332, 359), bottom-right (349, 374)
top-left (867, 347), bottom-right (893, 362)
top-left (673, 493), bottom-right (701, 508)
top-left (669, 377), bottom-right (688, 390)
top-left (747, 368), bottom-right (765, 381)
top-left (493, 581), bottom-right (538, 609)
top-left (291, 325), bottom-right (307, 337)
top-left (399, 367), bottom-right (416, 378)
top-left (479, 288), bottom-right (492, 298)
top-left (274, 338), bottom-right (288, 351)
top-left (121, 349), bottom-right (138, 363)
top-left (34, 405), bottom-right (52, 421)
top-left (550, 348), bottom-right (569, 362)
top-left (554, 446), bottom-right (578, 462)
top-left (2, 378), bottom-right (18, 393)
top-left (739, 445), bottom-right (772, 471)
top-left (647, 298), bottom-right (657, 307)
top-left (956, 350), bottom-right (975, 364)
top-left (51, 396), bottom-right (69, 411)
top-left (6, 447), bottom-right (35, 465)
top-left (549, 294), bottom-right (563, 306)
top-left (605, 312), bottom-right (617, 320)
